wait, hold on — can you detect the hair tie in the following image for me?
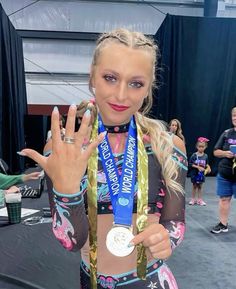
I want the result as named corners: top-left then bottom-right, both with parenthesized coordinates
top-left (89, 98), bottom-right (95, 105)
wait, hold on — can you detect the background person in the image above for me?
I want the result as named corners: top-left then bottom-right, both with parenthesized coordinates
top-left (188, 137), bottom-right (211, 206)
top-left (0, 171), bottom-right (40, 206)
top-left (211, 107), bottom-right (236, 234)
top-left (169, 118), bottom-right (185, 142)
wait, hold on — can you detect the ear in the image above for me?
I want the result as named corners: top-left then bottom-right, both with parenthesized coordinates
top-left (89, 74), bottom-right (96, 95)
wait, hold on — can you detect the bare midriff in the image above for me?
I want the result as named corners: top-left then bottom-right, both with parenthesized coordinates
top-left (81, 213), bottom-right (159, 275)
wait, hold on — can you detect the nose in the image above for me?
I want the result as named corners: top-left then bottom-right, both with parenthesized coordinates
top-left (115, 82), bottom-right (127, 102)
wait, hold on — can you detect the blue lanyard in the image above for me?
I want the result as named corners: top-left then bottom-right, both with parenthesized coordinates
top-left (98, 115), bottom-right (137, 226)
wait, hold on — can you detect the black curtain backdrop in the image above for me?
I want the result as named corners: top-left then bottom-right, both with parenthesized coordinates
top-left (153, 14), bottom-right (236, 174)
top-left (0, 4), bottom-right (27, 172)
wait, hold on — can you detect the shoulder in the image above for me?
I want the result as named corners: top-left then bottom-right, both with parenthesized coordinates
top-left (225, 128), bottom-right (233, 133)
top-left (172, 135), bottom-right (186, 155)
top-left (223, 128), bottom-right (234, 136)
top-left (190, 152), bottom-right (196, 158)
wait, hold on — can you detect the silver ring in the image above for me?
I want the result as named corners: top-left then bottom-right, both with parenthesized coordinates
top-left (64, 137), bottom-right (75, 144)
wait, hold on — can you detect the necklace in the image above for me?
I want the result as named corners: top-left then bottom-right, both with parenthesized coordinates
top-left (104, 122), bottom-right (130, 133)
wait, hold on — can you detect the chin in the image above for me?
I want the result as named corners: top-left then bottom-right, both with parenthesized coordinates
top-left (101, 113), bottom-right (131, 125)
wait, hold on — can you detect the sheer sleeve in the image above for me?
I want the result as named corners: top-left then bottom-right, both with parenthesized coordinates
top-left (159, 146), bottom-right (187, 251)
top-left (47, 174), bottom-right (89, 252)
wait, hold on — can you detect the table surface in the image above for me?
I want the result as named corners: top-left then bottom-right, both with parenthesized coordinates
top-left (0, 191), bottom-right (81, 289)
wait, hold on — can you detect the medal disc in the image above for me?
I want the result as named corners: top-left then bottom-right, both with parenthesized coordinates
top-left (106, 226), bottom-right (134, 257)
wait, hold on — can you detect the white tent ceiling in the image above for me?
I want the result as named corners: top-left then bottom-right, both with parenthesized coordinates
top-left (1, 0), bottom-right (235, 109)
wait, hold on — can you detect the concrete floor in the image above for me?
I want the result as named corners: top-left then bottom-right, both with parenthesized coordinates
top-left (167, 177), bottom-right (236, 289)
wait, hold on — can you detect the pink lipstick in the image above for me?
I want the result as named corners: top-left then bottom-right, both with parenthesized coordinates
top-left (109, 103), bottom-right (129, 112)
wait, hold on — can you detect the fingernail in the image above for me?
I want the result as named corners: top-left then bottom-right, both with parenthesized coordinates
top-left (101, 131), bottom-right (107, 137)
top-left (17, 151), bottom-right (26, 156)
top-left (53, 106), bottom-right (58, 112)
top-left (127, 242), bottom-right (134, 248)
top-left (71, 103), bottom-right (77, 108)
top-left (84, 109), bottom-right (91, 117)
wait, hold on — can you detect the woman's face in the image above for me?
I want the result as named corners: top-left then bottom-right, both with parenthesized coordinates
top-left (232, 112), bottom-right (236, 127)
top-left (170, 121), bottom-right (178, 133)
top-left (91, 43), bottom-right (153, 125)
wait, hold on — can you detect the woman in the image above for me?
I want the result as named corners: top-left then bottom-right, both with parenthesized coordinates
top-left (211, 107), bottom-right (236, 234)
top-left (19, 29), bottom-right (187, 289)
top-left (169, 119), bottom-right (185, 143)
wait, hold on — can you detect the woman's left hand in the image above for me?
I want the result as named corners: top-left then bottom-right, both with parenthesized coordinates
top-left (130, 223), bottom-right (172, 260)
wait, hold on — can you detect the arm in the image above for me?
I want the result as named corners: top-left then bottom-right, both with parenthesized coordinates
top-left (43, 132), bottom-right (90, 252)
top-left (160, 135), bottom-right (187, 251)
top-left (0, 173), bottom-right (23, 190)
top-left (189, 153), bottom-right (200, 170)
top-left (19, 105), bottom-right (105, 251)
top-left (48, 188), bottom-right (89, 252)
top-left (214, 130), bottom-right (234, 159)
top-left (45, 167), bottom-right (89, 252)
top-left (214, 149), bottom-right (233, 159)
top-left (131, 136), bottom-right (187, 259)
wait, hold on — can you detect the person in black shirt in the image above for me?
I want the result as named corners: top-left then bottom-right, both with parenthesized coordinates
top-left (188, 137), bottom-right (211, 206)
top-left (211, 107), bottom-right (236, 234)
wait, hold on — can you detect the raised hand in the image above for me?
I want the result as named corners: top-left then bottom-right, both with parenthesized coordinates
top-left (130, 223), bottom-right (172, 260)
top-left (18, 105), bottom-right (105, 195)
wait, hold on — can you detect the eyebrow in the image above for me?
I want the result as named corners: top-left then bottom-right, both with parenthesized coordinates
top-left (102, 69), bottom-right (146, 80)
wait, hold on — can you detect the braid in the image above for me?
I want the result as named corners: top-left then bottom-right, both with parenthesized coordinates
top-left (97, 29), bottom-right (155, 50)
top-left (88, 28), bottom-right (183, 195)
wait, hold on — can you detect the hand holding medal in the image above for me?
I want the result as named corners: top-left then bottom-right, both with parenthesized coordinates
top-left (129, 223), bottom-right (172, 260)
